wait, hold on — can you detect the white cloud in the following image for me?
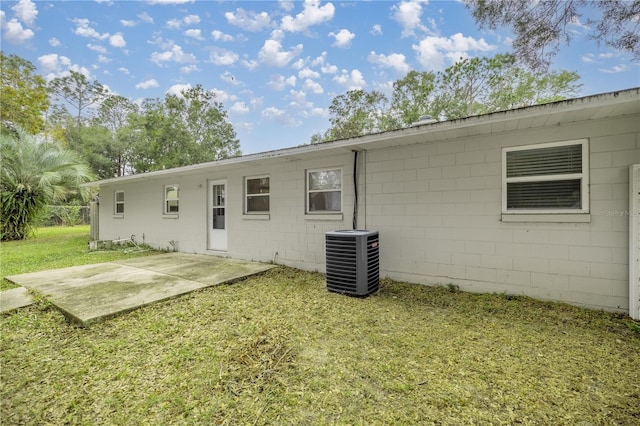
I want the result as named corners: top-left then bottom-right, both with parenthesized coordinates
top-left (185, 28), bottom-right (204, 40)
top-left (72, 18), bottom-right (109, 40)
top-left (109, 33), bottom-right (126, 48)
top-left (392, 0), bottom-right (429, 38)
top-left (166, 83), bottom-right (192, 97)
top-left (49, 37), bottom-right (60, 47)
top-left (12, 0), bottom-right (37, 26)
top-left (180, 64), bottom-right (200, 74)
top-left (568, 16), bottom-right (590, 30)
top-left (368, 51), bottom-right (410, 74)
top-left (136, 79), bottom-right (159, 89)
top-left (147, 0), bottom-right (194, 4)
top-left (98, 55), bottom-right (110, 63)
top-left (241, 59), bottom-right (260, 70)
top-left (87, 43), bottom-right (108, 54)
top-left (212, 30), bottom-right (234, 42)
top-left (38, 53), bottom-right (70, 72)
top-left (258, 39), bottom-right (303, 67)
top-left (120, 19), bottom-right (136, 27)
top-left (184, 14), bottom-right (200, 25)
top-left (299, 67), bottom-right (319, 79)
top-left (262, 106), bottom-right (301, 127)
top-left (413, 33), bottom-right (495, 70)
top-left (230, 102), bottom-right (250, 114)
top-left (1, 17), bottom-right (34, 44)
top-left (209, 47), bottom-right (238, 66)
top-left (138, 12), bottom-right (154, 24)
top-left (303, 79), bottom-right (323, 94)
top-left (210, 88), bottom-right (237, 104)
top-left (371, 24), bottom-right (382, 35)
top-left (167, 18), bottom-right (182, 30)
top-left (268, 74), bottom-right (297, 90)
top-left (310, 51), bottom-right (337, 74)
top-left (599, 64), bottom-right (629, 74)
top-left (151, 44), bottom-right (197, 65)
top-left (581, 53), bottom-right (595, 63)
top-left (288, 89), bottom-right (306, 106)
top-left (281, 0), bottom-right (335, 33)
top-left (221, 71), bottom-right (240, 85)
top-left (225, 8), bottom-right (272, 32)
top-left (279, 0), bottom-right (295, 12)
top-left (118, 67), bottom-right (130, 74)
top-left (333, 69), bottom-right (366, 90)
top-left (321, 63), bottom-right (338, 74)
top-left (329, 29), bottom-right (355, 48)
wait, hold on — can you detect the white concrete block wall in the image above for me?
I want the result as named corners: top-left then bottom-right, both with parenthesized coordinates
top-left (98, 111), bottom-right (639, 313)
top-left (366, 114), bottom-right (639, 312)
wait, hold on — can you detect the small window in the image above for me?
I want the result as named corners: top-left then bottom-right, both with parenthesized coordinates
top-left (245, 176), bottom-right (270, 213)
top-left (502, 140), bottom-right (589, 214)
top-left (307, 168), bottom-right (342, 213)
top-left (114, 191), bottom-right (124, 215)
top-left (164, 185), bottom-right (179, 214)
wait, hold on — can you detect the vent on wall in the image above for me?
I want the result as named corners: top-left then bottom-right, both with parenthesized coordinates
top-left (325, 230), bottom-right (379, 296)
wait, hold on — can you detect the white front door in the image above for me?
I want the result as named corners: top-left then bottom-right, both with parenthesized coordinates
top-left (208, 180), bottom-right (227, 251)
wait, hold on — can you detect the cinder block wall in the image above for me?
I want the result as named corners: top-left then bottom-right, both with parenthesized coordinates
top-left (365, 115), bottom-right (639, 312)
top-left (99, 112), bottom-right (638, 313)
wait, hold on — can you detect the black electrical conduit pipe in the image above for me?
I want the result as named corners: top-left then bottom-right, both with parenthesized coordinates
top-left (353, 150), bottom-right (358, 230)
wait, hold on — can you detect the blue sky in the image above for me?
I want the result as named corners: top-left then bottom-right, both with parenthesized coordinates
top-left (2, 0), bottom-right (638, 154)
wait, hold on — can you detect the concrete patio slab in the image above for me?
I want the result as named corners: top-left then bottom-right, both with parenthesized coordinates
top-left (0, 287), bottom-right (34, 313)
top-left (4, 253), bottom-right (274, 326)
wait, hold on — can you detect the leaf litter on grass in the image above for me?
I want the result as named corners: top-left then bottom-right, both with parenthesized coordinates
top-left (2, 266), bottom-right (639, 425)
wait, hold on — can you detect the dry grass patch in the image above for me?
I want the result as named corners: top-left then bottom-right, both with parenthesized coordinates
top-left (2, 267), bottom-right (639, 425)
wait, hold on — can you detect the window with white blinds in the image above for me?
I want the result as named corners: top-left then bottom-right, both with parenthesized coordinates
top-left (502, 140), bottom-right (589, 213)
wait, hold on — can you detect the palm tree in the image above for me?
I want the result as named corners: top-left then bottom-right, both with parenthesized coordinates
top-left (1, 127), bottom-right (95, 241)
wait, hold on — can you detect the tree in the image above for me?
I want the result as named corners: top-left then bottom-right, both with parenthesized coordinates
top-left (390, 70), bottom-right (437, 127)
top-left (49, 71), bottom-right (106, 128)
top-left (0, 52), bottom-right (50, 134)
top-left (128, 86), bottom-right (240, 173)
top-left (322, 89), bottom-right (392, 141)
top-left (434, 54), bottom-right (580, 119)
top-left (314, 53), bottom-right (580, 142)
top-left (465, 0), bottom-right (640, 69)
top-left (93, 95), bottom-right (138, 177)
top-left (0, 128), bottom-right (94, 241)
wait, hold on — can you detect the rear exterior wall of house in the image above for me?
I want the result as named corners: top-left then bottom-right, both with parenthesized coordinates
top-left (98, 112), bottom-right (639, 313)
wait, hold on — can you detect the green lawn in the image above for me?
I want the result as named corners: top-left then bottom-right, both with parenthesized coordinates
top-left (0, 225), bottom-right (157, 290)
top-left (1, 227), bottom-right (639, 424)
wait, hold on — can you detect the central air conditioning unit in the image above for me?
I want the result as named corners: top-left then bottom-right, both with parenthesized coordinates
top-left (325, 230), bottom-right (379, 296)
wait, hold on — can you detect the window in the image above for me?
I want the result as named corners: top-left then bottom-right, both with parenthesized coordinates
top-left (245, 176), bottom-right (270, 213)
top-left (502, 140), bottom-right (589, 214)
top-left (114, 191), bottom-right (124, 215)
top-left (164, 185), bottom-right (179, 214)
top-left (307, 168), bottom-right (342, 213)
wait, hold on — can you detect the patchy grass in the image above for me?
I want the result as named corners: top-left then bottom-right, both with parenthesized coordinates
top-left (0, 225), bottom-right (158, 290)
top-left (2, 266), bottom-right (639, 424)
top-left (1, 226), bottom-right (639, 424)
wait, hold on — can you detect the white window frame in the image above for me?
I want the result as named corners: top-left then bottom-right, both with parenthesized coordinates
top-left (164, 184), bottom-right (179, 215)
top-left (114, 190), bottom-right (125, 215)
top-left (244, 175), bottom-right (270, 214)
top-left (306, 168), bottom-right (343, 214)
top-left (502, 139), bottom-right (589, 215)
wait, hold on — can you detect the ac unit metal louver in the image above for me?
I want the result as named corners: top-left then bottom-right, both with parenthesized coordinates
top-left (325, 230), bottom-right (379, 296)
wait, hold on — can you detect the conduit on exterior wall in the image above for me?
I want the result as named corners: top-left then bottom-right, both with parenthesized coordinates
top-left (353, 150), bottom-right (359, 230)
top-left (630, 164), bottom-right (640, 320)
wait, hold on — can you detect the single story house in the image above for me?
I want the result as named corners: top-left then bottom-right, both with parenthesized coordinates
top-left (87, 88), bottom-right (640, 318)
